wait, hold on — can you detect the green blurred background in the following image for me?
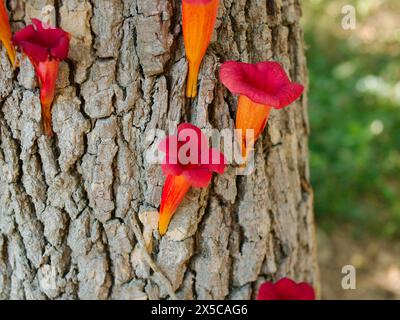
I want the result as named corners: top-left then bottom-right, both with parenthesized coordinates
top-left (302, 0), bottom-right (400, 299)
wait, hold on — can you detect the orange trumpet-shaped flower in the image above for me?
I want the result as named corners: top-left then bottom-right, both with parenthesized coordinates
top-left (13, 19), bottom-right (70, 136)
top-left (158, 123), bottom-right (226, 235)
top-left (182, 0), bottom-right (219, 98)
top-left (0, 0), bottom-right (17, 67)
top-left (220, 61), bottom-right (304, 162)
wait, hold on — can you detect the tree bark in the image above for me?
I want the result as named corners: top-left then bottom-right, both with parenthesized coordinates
top-left (0, 0), bottom-right (318, 300)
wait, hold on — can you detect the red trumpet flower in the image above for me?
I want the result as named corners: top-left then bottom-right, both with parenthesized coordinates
top-left (220, 61), bottom-right (304, 162)
top-left (158, 123), bottom-right (226, 235)
top-left (182, 0), bottom-right (219, 98)
top-left (13, 19), bottom-right (70, 136)
top-left (257, 278), bottom-right (315, 300)
top-left (0, 0), bottom-right (17, 67)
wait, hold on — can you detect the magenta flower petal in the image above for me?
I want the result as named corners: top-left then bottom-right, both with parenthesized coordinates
top-left (257, 277), bottom-right (315, 300)
top-left (297, 282), bottom-right (316, 300)
top-left (12, 24), bottom-right (36, 44)
top-left (275, 83), bottom-right (305, 110)
top-left (219, 61), bottom-right (304, 109)
top-left (31, 19), bottom-right (69, 49)
top-left (274, 278), bottom-right (301, 300)
top-left (13, 19), bottom-right (70, 63)
top-left (257, 282), bottom-right (279, 300)
top-left (50, 34), bottom-right (70, 60)
top-left (183, 168), bottom-right (213, 188)
top-left (17, 40), bottom-right (48, 63)
top-left (178, 123), bottom-right (205, 136)
top-left (32, 18), bottom-right (45, 30)
top-left (161, 162), bottom-right (184, 176)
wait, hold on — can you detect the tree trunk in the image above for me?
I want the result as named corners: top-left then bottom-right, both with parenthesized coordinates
top-left (0, 0), bottom-right (318, 300)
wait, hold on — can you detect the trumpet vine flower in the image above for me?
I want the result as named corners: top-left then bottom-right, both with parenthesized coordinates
top-left (182, 0), bottom-right (219, 98)
top-left (257, 278), bottom-right (315, 300)
top-left (0, 0), bottom-right (17, 67)
top-left (13, 19), bottom-right (70, 136)
top-left (220, 61), bottom-right (304, 161)
top-left (158, 123), bottom-right (226, 235)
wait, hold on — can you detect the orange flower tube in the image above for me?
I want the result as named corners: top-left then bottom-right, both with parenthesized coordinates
top-left (0, 0), bottom-right (17, 67)
top-left (257, 278), bottom-right (315, 300)
top-left (182, 0), bottom-right (219, 98)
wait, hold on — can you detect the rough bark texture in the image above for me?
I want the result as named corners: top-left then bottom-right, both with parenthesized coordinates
top-left (0, 0), bottom-right (318, 300)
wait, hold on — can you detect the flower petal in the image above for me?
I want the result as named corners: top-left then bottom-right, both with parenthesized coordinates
top-left (220, 61), bottom-right (304, 109)
top-left (275, 278), bottom-right (302, 300)
top-left (160, 124), bottom-right (209, 172)
top-left (220, 61), bottom-right (279, 107)
top-left (275, 83), bottom-right (304, 109)
top-left (159, 123), bottom-right (226, 185)
top-left (257, 282), bottom-right (279, 300)
top-left (50, 32), bottom-right (70, 60)
top-left (32, 18), bottom-right (45, 31)
top-left (183, 168), bottom-right (212, 188)
top-left (297, 282), bottom-right (316, 300)
top-left (177, 123), bottom-right (209, 164)
top-left (13, 19), bottom-right (70, 63)
top-left (257, 278), bottom-right (315, 300)
top-left (162, 162), bottom-right (184, 176)
top-left (12, 24), bottom-right (37, 44)
top-left (18, 40), bottom-right (49, 63)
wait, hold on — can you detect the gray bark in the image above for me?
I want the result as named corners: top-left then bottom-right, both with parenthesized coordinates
top-left (0, 0), bottom-right (318, 300)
